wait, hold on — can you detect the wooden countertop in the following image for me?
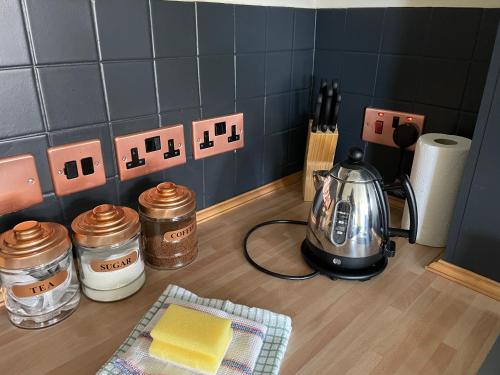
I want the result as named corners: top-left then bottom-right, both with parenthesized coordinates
top-left (1, 183), bottom-right (499, 374)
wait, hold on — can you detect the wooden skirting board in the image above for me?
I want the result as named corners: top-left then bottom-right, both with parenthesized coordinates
top-left (426, 259), bottom-right (500, 301)
top-left (197, 171), bottom-right (302, 224)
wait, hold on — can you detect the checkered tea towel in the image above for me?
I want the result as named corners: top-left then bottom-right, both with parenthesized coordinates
top-left (98, 285), bottom-right (292, 375)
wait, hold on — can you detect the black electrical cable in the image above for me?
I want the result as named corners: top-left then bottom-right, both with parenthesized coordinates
top-left (243, 220), bottom-right (320, 280)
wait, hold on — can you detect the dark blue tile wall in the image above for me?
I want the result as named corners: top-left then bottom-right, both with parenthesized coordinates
top-left (0, 1), bottom-right (314, 231)
top-left (314, 7), bottom-right (499, 182)
top-left (2, 2), bottom-right (497, 231)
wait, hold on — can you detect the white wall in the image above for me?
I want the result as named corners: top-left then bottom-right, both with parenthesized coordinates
top-left (315, 0), bottom-right (500, 8)
top-left (171, 0), bottom-right (314, 8)
top-left (177, 0), bottom-right (500, 8)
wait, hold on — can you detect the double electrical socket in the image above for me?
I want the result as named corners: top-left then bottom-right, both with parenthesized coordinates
top-left (192, 113), bottom-right (244, 160)
top-left (114, 124), bottom-right (186, 181)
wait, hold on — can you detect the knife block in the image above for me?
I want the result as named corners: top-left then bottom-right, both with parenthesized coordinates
top-left (302, 120), bottom-right (339, 201)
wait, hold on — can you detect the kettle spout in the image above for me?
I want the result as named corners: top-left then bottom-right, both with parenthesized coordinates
top-left (312, 170), bottom-right (330, 191)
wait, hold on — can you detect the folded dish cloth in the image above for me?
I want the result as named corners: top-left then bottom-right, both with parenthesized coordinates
top-left (98, 285), bottom-right (292, 375)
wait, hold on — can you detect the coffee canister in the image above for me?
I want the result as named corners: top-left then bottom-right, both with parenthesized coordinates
top-left (0, 221), bottom-right (80, 329)
top-left (71, 204), bottom-right (145, 302)
top-left (138, 182), bottom-right (198, 269)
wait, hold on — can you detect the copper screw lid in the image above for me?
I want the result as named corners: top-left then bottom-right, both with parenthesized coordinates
top-left (138, 182), bottom-right (196, 220)
top-left (0, 221), bottom-right (71, 270)
top-left (71, 204), bottom-right (140, 248)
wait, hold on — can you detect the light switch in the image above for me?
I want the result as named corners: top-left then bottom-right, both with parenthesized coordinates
top-left (47, 139), bottom-right (106, 196)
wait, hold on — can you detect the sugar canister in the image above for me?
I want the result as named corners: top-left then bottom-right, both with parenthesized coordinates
top-left (71, 204), bottom-right (145, 302)
top-left (138, 182), bottom-right (198, 269)
top-left (0, 221), bottom-right (80, 329)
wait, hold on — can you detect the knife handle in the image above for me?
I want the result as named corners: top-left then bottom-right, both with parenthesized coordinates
top-left (320, 79), bottom-right (328, 91)
top-left (312, 93), bottom-right (322, 132)
top-left (332, 94), bottom-right (341, 128)
top-left (322, 87), bottom-right (334, 133)
top-left (332, 80), bottom-right (339, 95)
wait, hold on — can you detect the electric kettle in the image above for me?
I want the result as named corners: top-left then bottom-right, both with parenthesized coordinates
top-left (301, 147), bottom-right (418, 281)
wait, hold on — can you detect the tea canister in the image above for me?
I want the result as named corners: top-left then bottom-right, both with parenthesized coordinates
top-left (71, 204), bottom-right (145, 302)
top-left (138, 182), bottom-right (198, 269)
top-left (0, 221), bottom-right (80, 329)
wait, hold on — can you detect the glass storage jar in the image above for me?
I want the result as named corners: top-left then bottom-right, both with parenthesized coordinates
top-left (0, 221), bottom-right (80, 329)
top-left (71, 204), bottom-right (145, 302)
top-left (139, 182), bottom-right (198, 269)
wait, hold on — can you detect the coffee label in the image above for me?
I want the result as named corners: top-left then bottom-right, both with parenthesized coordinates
top-left (12, 270), bottom-right (68, 298)
top-left (163, 222), bottom-right (196, 243)
top-left (90, 250), bottom-right (139, 272)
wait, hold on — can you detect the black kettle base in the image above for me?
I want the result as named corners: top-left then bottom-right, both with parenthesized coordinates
top-left (301, 240), bottom-right (388, 281)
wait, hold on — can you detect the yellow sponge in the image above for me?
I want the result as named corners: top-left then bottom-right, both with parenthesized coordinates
top-left (149, 304), bottom-right (233, 374)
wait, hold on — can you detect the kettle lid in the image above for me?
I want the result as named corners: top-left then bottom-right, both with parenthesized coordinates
top-left (330, 147), bottom-right (383, 182)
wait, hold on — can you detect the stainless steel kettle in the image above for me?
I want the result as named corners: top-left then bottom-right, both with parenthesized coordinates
top-left (302, 147), bottom-right (418, 280)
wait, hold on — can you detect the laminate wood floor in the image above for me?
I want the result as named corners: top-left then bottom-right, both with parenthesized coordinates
top-left (0, 183), bottom-right (498, 374)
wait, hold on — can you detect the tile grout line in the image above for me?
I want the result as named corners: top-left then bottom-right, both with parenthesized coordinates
top-left (89, 0), bottom-right (121, 205)
top-left (194, 2), bottom-right (206, 209)
top-left (311, 8), bottom-right (317, 117)
top-left (287, 9), bottom-right (297, 172)
top-left (261, 6), bottom-right (269, 181)
top-left (19, 0), bottom-right (50, 138)
top-left (147, 0), bottom-right (162, 129)
top-left (233, 4), bottom-right (238, 191)
top-left (365, 8), bottom-right (387, 155)
top-left (18, 0), bottom-right (62, 210)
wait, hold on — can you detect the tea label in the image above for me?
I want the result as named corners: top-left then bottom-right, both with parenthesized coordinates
top-left (12, 270), bottom-right (68, 298)
top-left (163, 222), bottom-right (196, 243)
top-left (90, 251), bottom-right (139, 272)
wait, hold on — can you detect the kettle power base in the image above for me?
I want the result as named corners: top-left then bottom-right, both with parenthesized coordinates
top-left (301, 240), bottom-right (388, 281)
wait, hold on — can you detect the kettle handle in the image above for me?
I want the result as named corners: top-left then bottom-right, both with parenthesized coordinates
top-left (374, 179), bottom-right (390, 242)
top-left (385, 174), bottom-right (418, 244)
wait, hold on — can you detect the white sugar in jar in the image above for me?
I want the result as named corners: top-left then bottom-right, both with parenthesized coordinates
top-left (71, 204), bottom-right (145, 302)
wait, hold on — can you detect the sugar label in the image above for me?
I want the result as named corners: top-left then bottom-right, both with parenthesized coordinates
top-left (90, 251), bottom-right (139, 272)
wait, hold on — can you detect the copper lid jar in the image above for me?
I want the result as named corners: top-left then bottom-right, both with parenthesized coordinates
top-left (0, 221), bottom-right (80, 329)
top-left (138, 182), bottom-right (198, 269)
top-left (71, 204), bottom-right (145, 302)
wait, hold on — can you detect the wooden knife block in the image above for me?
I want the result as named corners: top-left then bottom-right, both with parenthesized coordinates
top-left (302, 120), bottom-right (339, 201)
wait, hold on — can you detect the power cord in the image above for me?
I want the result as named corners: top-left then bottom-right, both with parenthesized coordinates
top-left (243, 220), bottom-right (320, 280)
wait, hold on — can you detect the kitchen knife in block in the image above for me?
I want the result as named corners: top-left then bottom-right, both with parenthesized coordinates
top-left (312, 93), bottom-right (323, 132)
top-left (330, 94), bottom-right (341, 132)
top-left (322, 87), bottom-right (334, 133)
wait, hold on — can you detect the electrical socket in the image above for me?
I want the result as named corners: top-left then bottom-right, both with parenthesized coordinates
top-left (0, 154), bottom-right (43, 215)
top-left (47, 139), bottom-right (106, 197)
top-left (362, 108), bottom-right (425, 151)
top-left (114, 124), bottom-right (186, 181)
top-left (192, 113), bottom-right (244, 160)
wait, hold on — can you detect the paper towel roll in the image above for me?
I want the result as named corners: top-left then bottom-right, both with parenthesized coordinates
top-left (402, 133), bottom-right (471, 247)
